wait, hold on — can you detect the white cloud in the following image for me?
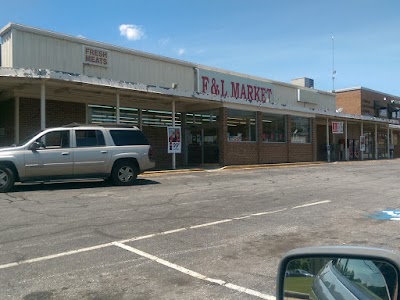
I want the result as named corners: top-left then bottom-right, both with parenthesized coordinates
top-left (119, 24), bottom-right (145, 41)
top-left (77, 34), bottom-right (85, 39)
top-left (178, 48), bottom-right (186, 56)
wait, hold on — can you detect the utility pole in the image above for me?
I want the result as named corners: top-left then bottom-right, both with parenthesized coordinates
top-left (332, 36), bottom-right (336, 92)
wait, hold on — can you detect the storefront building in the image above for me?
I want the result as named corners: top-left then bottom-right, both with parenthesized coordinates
top-left (0, 23), bottom-right (398, 168)
top-left (336, 87), bottom-right (400, 159)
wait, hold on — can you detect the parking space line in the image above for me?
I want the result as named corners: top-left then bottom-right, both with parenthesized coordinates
top-left (190, 219), bottom-right (232, 229)
top-left (291, 200), bottom-right (331, 209)
top-left (0, 201), bottom-right (331, 270)
top-left (113, 242), bottom-right (275, 300)
top-left (0, 243), bottom-right (113, 270)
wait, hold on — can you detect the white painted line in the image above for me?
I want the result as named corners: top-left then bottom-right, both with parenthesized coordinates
top-left (190, 219), bottom-right (232, 229)
top-left (291, 200), bottom-right (331, 209)
top-left (162, 228), bottom-right (187, 235)
top-left (233, 215), bottom-right (252, 220)
top-left (0, 205), bottom-right (298, 270)
top-left (250, 208), bottom-right (288, 216)
top-left (113, 242), bottom-right (275, 300)
top-left (0, 243), bottom-right (113, 270)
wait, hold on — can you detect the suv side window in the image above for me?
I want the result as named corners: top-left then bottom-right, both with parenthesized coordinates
top-left (333, 259), bottom-right (390, 300)
top-left (36, 130), bottom-right (70, 149)
top-left (75, 130), bottom-right (105, 147)
top-left (110, 130), bottom-right (149, 146)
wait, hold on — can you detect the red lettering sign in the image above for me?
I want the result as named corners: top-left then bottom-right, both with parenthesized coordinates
top-left (83, 46), bottom-right (108, 67)
top-left (201, 76), bottom-right (272, 103)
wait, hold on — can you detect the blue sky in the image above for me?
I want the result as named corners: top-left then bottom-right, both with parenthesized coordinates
top-left (1, 0), bottom-right (399, 95)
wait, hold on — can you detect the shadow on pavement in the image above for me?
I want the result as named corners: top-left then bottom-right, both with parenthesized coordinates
top-left (9, 178), bottom-right (160, 193)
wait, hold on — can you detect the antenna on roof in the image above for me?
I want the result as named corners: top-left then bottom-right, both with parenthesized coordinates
top-left (332, 36), bottom-right (336, 92)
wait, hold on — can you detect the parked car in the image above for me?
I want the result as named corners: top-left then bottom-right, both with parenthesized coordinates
top-left (311, 258), bottom-right (394, 300)
top-left (0, 124), bottom-right (155, 192)
top-left (285, 269), bottom-right (315, 277)
top-left (277, 246), bottom-right (399, 300)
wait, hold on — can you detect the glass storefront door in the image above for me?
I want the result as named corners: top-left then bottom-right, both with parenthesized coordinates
top-left (187, 128), bottom-right (218, 165)
top-left (203, 128), bottom-right (218, 163)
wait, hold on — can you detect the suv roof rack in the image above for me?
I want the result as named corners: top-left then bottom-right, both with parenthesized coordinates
top-left (62, 123), bottom-right (138, 129)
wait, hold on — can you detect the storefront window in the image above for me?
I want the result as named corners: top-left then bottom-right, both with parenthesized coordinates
top-left (186, 111), bottom-right (219, 125)
top-left (291, 117), bottom-right (311, 143)
top-left (262, 113), bottom-right (286, 142)
top-left (88, 105), bottom-right (182, 127)
top-left (227, 109), bottom-right (257, 142)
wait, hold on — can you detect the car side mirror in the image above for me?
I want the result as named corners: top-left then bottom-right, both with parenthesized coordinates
top-left (276, 246), bottom-right (400, 300)
top-left (29, 141), bottom-right (42, 151)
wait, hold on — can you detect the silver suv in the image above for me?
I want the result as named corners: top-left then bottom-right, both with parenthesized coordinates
top-left (0, 124), bottom-right (155, 192)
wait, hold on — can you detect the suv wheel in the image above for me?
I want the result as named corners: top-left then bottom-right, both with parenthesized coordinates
top-left (0, 166), bottom-right (15, 193)
top-left (111, 161), bottom-right (138, 186)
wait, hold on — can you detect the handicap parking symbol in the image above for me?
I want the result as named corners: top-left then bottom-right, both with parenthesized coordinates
top-left (369, 210), bottom-right (400, 221)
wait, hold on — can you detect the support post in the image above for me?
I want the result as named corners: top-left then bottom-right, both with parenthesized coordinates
top-left (40, 82), bottom-right (46, 130)
top-left (387, 125), bottom-right (390, 159)
top-left (138, 109), bottom-right (143, 130)
top-left (116, 93), bottom-right (120, 124)
top-left (391, 129), bottom-right (394, 159)
top-left (326, 118), bottom-right (330, 162)
top-left (360, 121), bottom-right (364, 161)
top-left (375, 123), bottom-right (378, 160)
top-left (172, 100), bottom-right (176, 170)
top-left (345, 120), bottom-right (348, 161)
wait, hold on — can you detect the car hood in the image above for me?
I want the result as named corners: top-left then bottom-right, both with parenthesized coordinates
top-left (0, 146), bottom-right (24, 153)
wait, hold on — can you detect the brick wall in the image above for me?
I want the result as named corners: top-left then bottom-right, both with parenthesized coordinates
top-left (288, 144), bottom-right (313, 162)
top-left (259, 143), bottom-right (288, 163)
top-left (19, 98), bottom-right (86, 142)
top-left (394, 132), bottom-right (400, 158)
top-left (360, 89), bottom-right (388, 117)
top-left (0, 98), bottom-right (87, 146)
top-left (224, 142), bottom-right (259, 165)
top-left (0, 100), bottom-right (14, 146)
top-left (336, 90), bottom-right (362, 115)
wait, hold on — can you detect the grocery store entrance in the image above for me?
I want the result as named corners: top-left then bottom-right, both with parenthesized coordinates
top-left (187, 127), bottom-right (219, 165)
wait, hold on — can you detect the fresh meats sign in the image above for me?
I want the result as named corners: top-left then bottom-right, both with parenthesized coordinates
top-left (83, 46), bottom-right (108, 67)
top-left (198, 70), bottom-right (273, 104)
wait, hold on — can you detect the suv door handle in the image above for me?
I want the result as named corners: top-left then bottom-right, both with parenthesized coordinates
top-left (101, 151), bottom-right (108, 154)
top-left (61, 152), bottom-right (70, 155)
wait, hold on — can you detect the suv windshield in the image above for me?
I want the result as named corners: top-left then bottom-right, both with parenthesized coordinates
top-left (15, 130), bottom-right (44, 146)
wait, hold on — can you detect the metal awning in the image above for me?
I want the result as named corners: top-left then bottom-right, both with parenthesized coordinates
top-left (0, 67), bottom-right (399, 125)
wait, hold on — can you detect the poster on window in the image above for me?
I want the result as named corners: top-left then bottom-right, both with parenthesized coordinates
top-left (332, 122), bottom-right (344, 134)
top-left (167, 126), bottom-right (181, 153)
top-left (360, 135), bottom-right (366, 152)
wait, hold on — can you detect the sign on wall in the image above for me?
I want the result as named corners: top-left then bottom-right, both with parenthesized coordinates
top-left (332, 121), bottom-right (344, 134)
top-left (167, 126), bottom-right (181, 153)
top-left (83, 46), bottom-right (109, 67)
top-left (197, 69), bottom-right (273, 104)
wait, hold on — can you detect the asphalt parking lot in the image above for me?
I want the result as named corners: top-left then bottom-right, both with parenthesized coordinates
top-left (1, 160), bottom-right (400, 299)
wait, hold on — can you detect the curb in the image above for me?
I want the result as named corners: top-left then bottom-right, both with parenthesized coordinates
top-left (142, 161), bottom-right (328, 176)
top-left (221, 161), bottom-right (326, 170)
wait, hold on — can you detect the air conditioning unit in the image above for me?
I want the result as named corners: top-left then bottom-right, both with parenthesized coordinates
top-left (291, 77), bottom-right (314, 89)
